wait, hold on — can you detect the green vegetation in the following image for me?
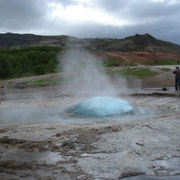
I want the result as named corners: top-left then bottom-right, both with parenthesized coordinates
top-left (0, 46), bottom-right (61, 79)
top-left (104, 61), bottom-right (121, 67)
top-left (144, 59), bottom-right (179, 66)
top-left (27, 78), bottom-right (62, 87)
top-left (157, 60), bottom-right (179, 65)
top-left (158, 67), bottom-right (171, 71)
top-left (104, 60), bottom-right (137, 67)
top-left (107, 68), bottom-right (157, 78)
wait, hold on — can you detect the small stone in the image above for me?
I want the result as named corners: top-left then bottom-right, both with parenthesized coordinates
top-left (162, 87), bottom-right (168, 91)
top-left (62, 140), bottom-right (76, 149)
top-left (136, 142), bottom-right (144, 147)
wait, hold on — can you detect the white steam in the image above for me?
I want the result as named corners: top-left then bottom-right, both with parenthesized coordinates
top-left (60, 48), bottom-right (127, 97)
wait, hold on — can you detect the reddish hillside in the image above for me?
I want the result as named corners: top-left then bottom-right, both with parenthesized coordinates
top-left (97, 51), bottom-right (180, 65)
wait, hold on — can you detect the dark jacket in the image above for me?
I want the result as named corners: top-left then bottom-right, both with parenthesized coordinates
top-left (173, 70), bottom-right (180, 78)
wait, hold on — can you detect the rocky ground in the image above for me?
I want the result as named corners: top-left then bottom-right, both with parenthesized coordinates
top-left (0, 65), bottom-right (180, 180)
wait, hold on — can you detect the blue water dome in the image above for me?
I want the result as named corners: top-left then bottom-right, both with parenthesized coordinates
top-left (66, 96), bottom-right (133, 116)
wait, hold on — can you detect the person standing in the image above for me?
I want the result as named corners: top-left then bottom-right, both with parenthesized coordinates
top-left (173, 66), bottom-right (180, 91)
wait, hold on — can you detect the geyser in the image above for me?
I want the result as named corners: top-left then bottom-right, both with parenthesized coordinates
top-left (65, 96), bottom-right (133, 116)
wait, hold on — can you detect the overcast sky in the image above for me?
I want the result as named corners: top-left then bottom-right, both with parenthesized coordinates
top-left (0, 0), bottom-right (179, 44)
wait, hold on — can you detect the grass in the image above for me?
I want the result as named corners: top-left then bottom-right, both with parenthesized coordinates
top-left (107, 68), bottom-right (158, 78)
top-left (105, 59), bottom-right (180, 67)
top-left (144, 59), bottom-right (179, 66)
top-left (158, 67), bottom-right (171, 71)
top-left (27, 78), bottom-right (62, 87)
top-left (104, 61), bottom-right (137, 67)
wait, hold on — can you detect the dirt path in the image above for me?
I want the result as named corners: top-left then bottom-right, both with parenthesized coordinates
top-left (141, 65), bottom-right (176, 88)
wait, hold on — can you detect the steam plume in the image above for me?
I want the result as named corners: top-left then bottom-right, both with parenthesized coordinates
top-left (60, 48), bottom-right (121, 97)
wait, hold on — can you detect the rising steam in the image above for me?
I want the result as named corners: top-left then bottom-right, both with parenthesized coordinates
top-left (60, 48), bottom-right (127, 97)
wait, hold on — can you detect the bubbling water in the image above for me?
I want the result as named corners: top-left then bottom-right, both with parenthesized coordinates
top-left (0, 94), bottom-right (175, 125)
top-left (65, 96), bottom-right (134, 116)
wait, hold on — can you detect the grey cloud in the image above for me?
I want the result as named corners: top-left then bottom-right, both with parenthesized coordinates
top-left (0, 0), bottom-right (45, 18)
top-left (93, 0), bottom-right (130, 12)
top-left (0, 0), bottom-right (179, 45)
top-left (85, 0), bottom-right (180, 44)
top-left (57, 18), bottom-right (180, 44)
top-left (0, 0), bottom-right (49, 31)
top-left (94, 0), bottom-right (180, 20)
top-left (127, 1), bottom-right (180, 20)
top-left (51, 0), bottom-right (76, 7)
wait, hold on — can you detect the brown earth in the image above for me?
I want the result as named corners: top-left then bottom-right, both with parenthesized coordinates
top-left (98, 51), bottom-right (180, 65)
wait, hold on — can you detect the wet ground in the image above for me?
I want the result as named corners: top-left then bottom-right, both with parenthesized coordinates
top-left (0, 85), bottom-right (180, 180)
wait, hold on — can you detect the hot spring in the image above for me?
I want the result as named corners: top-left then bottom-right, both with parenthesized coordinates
top-left (65, 96), bottom-right (134, 116)
top-left (0, 91), bottom-right (171, 125)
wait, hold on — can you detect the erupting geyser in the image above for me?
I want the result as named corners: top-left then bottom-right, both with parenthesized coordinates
top-left (65, 96), bottom-right (133, 116)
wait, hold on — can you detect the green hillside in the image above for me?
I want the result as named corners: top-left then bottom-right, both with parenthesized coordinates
top-left (0, 46), bottom-right (61, 79)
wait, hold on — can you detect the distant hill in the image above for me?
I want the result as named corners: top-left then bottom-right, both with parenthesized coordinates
top-left (0, 33), bottom-right (41, 47)
top-left (0, 33), bottom-right (68, 48)
top-left (0, 32), bottom-right (180, 53)
top-left (86, 33), bottom-right (180, 53)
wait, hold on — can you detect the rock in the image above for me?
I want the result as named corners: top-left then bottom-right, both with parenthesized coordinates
top-left (14, 82), bottom-right (28, 89)
top-left (120, 175), bottom-right (180, 180)
top-left (162, 87), bottom-right (168, 91)
top-left (119, 167), bottom-right (146, 178)
top-left (61, 140), bottom-right (76, 150)
top-left (136, 142), bottom-right (144, 147)
top-left (119, 155), bottom-right (154, 179)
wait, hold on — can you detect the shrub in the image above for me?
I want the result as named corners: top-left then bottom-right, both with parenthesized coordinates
top-left (0, 46), bottom-right (61, 79)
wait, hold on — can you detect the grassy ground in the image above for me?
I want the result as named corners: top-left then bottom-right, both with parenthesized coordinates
top-left (158, 67), bottom-right (171, 71)
top-left (27, 79), bottom-right (51, 87)
top-left (107, 68), bottom-right (158, 78)
top-left (26, 79), bottom-right (62, 87)
top-left (144, 59), bottom-right (179, 66)
top-left (104, 61), bottom-right (138, 67)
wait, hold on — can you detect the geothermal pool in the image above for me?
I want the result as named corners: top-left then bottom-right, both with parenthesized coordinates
top-left (0, 93), bottom-right (170, 125)
top-left (0, 90), bottom-right (180, 180)
top-left (65, 96), bottom-right (134, 116)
